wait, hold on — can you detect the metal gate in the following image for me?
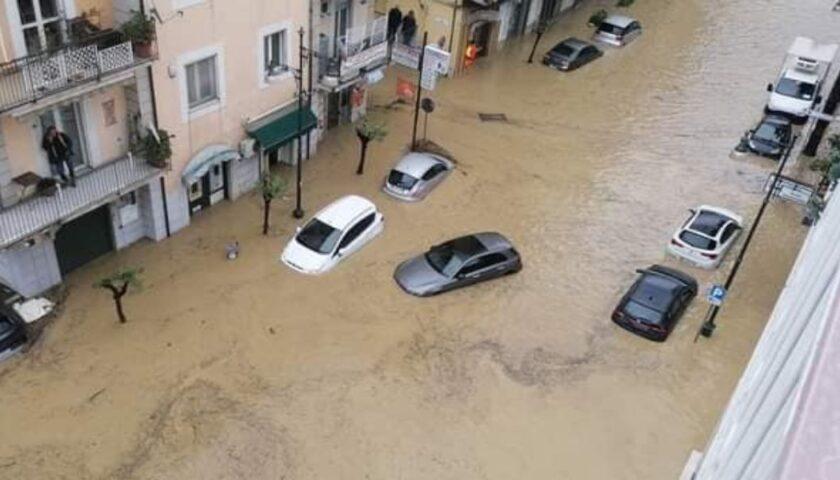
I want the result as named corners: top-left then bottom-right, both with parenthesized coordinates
top-left (55, 206), bottom-right (114, 275)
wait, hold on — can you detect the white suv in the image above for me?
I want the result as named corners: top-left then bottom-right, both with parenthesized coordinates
top-left (281, 195), bottom-right (384, 275)
top-left (667, 206), bottom-right (743, 269)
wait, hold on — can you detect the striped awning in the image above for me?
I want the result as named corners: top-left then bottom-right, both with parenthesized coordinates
top-left (182, 144), bottom-right (240, 186)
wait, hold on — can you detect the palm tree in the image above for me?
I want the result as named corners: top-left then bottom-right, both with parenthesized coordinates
top-left (95, 267), bottom-right (143, 324)
top-left (261, 173), bottom-right (286, 235)
top-left (355, 117), bottom-right (388, 175)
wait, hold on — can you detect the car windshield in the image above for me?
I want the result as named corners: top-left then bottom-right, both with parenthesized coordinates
top-left (0, 313), bottom-right (16, 338)
top-left (551, 44), bottom-right (576, 58)
top-left (775, 77), bottom-right (816, 100)
top-left (680, 230), bottom-right (717, 250)
top-left (296, 219), bottom-right (342, 254)
top-left (425, 236), bottom-right (485, 276)
top-left (754, 122), bottom-right (784, 144)
top-left (624, 300), bottom-right (664, 325)
top-left (690, 211), bottom-right (728, 237)
top-left (598, 23), bottom-right (625, 35)
top-left (388, 170), bottom-right (419, 190)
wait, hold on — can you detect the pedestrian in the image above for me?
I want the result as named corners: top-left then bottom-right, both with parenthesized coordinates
top-left (41, 125), bottom-right (76, 187)
top-left (387, 6), bottom-right (402, 43)
top-left (401, 10), bottom-right (417, 46)
top-left (464, 39), bottom-right (480, 69)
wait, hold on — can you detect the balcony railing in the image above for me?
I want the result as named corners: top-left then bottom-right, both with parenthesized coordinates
top-left (0, 155), bottom-right (162, 248)
top-left (321, 16), bottom-right (387, 86)
top-left (0, 27), bottom-right (155, 114)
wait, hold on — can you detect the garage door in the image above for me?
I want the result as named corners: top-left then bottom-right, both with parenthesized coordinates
top-left (55, 206), bottom-right (114, 275)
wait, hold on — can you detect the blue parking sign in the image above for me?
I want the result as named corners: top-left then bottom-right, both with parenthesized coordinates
top-left (707, 285), bottom-right (727, 306)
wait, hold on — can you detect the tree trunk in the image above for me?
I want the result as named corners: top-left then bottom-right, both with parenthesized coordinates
top-left (113, 294), bottom-right (127, 324)
top-left (263, 198), bottom-right (271, 235)
top-left (356, 139), bottom-right (369, 175)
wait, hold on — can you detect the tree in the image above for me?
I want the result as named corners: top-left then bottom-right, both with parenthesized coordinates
top-left (95, 267), bottom-right (143, 324)
top-left (261, 173), bottom-right (286, 235)
top-left (355, 118), bottom-right (388, 175)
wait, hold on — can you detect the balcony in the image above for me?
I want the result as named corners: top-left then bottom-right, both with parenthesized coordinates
top-left (320, 16), bottom-right (387, 88)
top-left (0, 155), bottom-right (162, 248)
top-left (0, 24), bottom-right (156, 114)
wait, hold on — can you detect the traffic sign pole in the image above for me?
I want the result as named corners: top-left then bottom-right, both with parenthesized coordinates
top-left (410, 31), bottom-right (428, 151)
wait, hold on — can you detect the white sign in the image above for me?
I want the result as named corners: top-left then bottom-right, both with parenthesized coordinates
top-left (420, 45), bottom-right (451, 91)
top-left (391, 43), bottom-right (422, 69)
top-left (341, 42), bottom-right (388, 77)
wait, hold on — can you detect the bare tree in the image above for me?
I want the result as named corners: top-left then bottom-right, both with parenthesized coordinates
top-left (95, 267), bottom-right (143, 324)
top-left (261, 173), bottom-right (287, 235)
top-left (355, 117), bottom-right (388, 175)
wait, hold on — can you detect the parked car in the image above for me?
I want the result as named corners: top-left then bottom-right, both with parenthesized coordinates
top-left (383, 152), bottom-right (454, 202)
top-left (0, 282), bottom-right (54, 361)
top-left (281, 195), bottom-right (384, 275)
top-left (765, 37), bottom-right (836, 123)
top-left (667, 206), bottom-right (743, 269)
top-left (612, 265), bottom-right (697, 342)
top-left (394, 232), bottom-right (522, 296)
top-left (542, 37), bottom-right (602, 71)
top-left (745, 115), bottom-right (793, 159)
top-left (593, 15), bottom-right (642, 47)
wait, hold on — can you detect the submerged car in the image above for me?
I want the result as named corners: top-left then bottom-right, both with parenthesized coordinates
top-left (593, 15), bottom-right (642, 47)
top-left (667, 206), bottom-right (743, 269)
top-left (745, 115), bottom-right (792, 159)
top-left (612, 265), bottom-right (697, 342)
top-left (394, 232), bottom-right (522, 296)
top-left (383, 152), bottom-right (454, 202)
top-left (281, 195), bottom-right (384, 275)
top-left (0, 282), bottom-right (54, 361)
top-left (542, 37), bottom-right (602, 71)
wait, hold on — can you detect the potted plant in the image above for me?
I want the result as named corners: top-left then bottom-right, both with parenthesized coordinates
top-left (132, 128), bottom-right (172, 168)
top-left (121, 10), bottom-right (155, 58)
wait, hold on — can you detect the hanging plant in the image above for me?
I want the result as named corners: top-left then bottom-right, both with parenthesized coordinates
top-left (131, 128), bottom-right (172, 168)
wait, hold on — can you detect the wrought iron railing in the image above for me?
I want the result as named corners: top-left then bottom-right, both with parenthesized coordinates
top-left (0, 26), bottom-right (156, 113)
top-left (0, 154), bottom-right (162, 248)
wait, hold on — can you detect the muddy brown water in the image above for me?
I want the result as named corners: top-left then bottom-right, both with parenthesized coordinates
top-left (0, 1), bottom-right (837, 479)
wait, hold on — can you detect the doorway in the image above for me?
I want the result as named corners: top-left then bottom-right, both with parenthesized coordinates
top-left (187, 162), bottom-right (229, 215)
top-left (38, 102), bottom-right (90, 171)
top-left (471, 22), bottom-right (494, 58)
top-left (55, 206), bottom-right (114, 275)
top-left (327, 90), bottom-right (351, 129)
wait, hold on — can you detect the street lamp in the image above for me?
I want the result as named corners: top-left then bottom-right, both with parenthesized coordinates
top-left (527, 21), bottom-right (548, 64)
top-left (291, 27), bottom-right (309, 219)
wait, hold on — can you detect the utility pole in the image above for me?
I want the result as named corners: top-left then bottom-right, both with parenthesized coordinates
top-left (696, 135), bottom-right (798, 340)
top-left (293, 27), bottom-right (306, 219)
top-left (527, 21), bottom-right (547, 64)
top-left (411, 31), bottom-right (428, 150)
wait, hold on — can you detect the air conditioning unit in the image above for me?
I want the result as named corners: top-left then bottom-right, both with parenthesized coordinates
top-left (795, 56), bottom-right (819, 72)
top-left (240, 138), bottom-right (256, 158)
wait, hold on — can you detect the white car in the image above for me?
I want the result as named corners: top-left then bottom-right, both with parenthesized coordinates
top-left (766, 67), bottom-right (820, 121)
top-left (281, 195), bottom-right (384, 274)
top-left (667, 206), bottom-right (743, 269)
top-left (593, 15), bottom-right (642, 47)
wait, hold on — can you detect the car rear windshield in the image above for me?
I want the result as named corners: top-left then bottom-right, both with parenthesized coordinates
top-left (425, 236), bottom-right (485, 276)
top-left (754, 123), bottom-right (785, 144)
top-left (775, 77), bottom-right (816, 100)
top-left (624, 300), bottom-right (664, 325)
top-left (597, 23), bottom-right (625, 35)
top-left (551, 44), bottom-right (576, 58)
top-left (296, 219), bottom-right (341, 254)
top-left (388, 170), bottom-right (418, 190)
top-left (679, 230), bottom-right (717, 250)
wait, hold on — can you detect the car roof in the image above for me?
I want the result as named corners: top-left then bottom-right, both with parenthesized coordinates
top-left (474, 232), bottom-right (514, 252)
top-left (555, 37), bottom-right (590, 51)
top-left (689, 210), bottom-right (731, 237)
top-left (631, 271), bottom-right (683, 312)
top-left (314, 195), bottom-right (376, 230)
top-left (602, 14), bottom-right (636, 28)
top-left (393, 152), bottom-right (446, 178)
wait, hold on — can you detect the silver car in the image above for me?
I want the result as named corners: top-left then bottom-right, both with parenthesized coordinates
top-left (394, 232), bottom-right (522, 297)
top-left (383, 152), bottom-right (454, 202)
top-left (593, 15), bottom-right (642, 47)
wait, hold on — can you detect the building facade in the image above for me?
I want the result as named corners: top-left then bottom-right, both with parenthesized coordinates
top-left (0, 0), bottom-right (386, 296)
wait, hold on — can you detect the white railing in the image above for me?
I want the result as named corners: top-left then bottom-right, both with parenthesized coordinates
top-left (322, 16), bottom-right (388, 84)
top-left (0, 155), bottom-right (161, 248)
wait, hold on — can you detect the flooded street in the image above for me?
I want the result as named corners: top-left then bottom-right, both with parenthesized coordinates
top-left (0, 0), bottom-right (837, 478)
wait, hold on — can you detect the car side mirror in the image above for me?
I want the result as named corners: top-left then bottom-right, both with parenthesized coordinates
top-left (296, 226), bottom-right (302, 233)
top-left (334, 250), bottom-right (343, 258)
top-left (766, 83), bottom-right (773, 92)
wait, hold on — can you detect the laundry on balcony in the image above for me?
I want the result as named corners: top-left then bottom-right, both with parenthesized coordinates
top-left (246, 107), bottom-right (318, 151)
top-left (181, 145), bottom-right (241, 186)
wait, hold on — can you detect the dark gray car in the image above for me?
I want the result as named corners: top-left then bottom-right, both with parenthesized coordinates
top-left (542, 37), bottom-right (603, 71)
top-left (394, 232), bottom-right (522, 297)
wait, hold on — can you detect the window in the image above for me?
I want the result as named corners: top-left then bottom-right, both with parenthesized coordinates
top-left (339, 213), bottom-right (375, 250)
top-left (17, 0), bottom-right (63, 55)
top-left (458, 253), bottom-right (507, 276)
top-left (185, 56), bottom-right (218, 109)
top-left (422, 164), bottom-right (447, 181)
top-left (720, 223), bottom-right (738, 243)
top-left (264, 30), bottom-right (288, 76)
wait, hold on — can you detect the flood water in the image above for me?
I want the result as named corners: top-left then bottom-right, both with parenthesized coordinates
top-left (0, 1), bottom-right (837, 478)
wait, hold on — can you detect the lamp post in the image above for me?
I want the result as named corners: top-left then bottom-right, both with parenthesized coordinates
top-left (527, 21), bottom-right (547, 64)
top-left (293, 27), bottom-right (306, 219)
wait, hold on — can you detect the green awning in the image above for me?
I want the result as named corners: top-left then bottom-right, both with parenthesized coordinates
top-left (248, 108), bottom-right (317, 151)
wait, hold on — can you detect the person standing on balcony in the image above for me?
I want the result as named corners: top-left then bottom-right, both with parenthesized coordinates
top-left (401, 11), bottom-right (417, 46)
top-left (42, 126), bottom-right (76, 187)
top-left (387, 6), bottom-right (403, 44)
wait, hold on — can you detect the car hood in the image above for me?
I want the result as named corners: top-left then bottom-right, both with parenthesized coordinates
top-left (768, 92), bottom-right (812, 116)
top-left (394, 255), bottom-right (450, 295)
top-left (281, 238), bottom-right (331, 274)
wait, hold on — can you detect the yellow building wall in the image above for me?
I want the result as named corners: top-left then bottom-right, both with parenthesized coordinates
top-left (74, 0), bottom-right (116, 30)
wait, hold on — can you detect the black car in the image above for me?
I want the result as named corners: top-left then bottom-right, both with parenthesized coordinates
top-left (0, 284), bottom-right (27, 356)
top-left (542, 37), bottom-right (603, 71)
top-left (612, 265), bottom-right (698, 342)
top-left (746, 115), bottom-right (793, 159)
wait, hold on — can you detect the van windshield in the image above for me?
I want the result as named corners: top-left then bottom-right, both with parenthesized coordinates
top-left (776, 77), bottom-right (816, 100)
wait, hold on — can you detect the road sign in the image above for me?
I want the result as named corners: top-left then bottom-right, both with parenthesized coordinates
top-left (420, 46), bottom-right (450, 91)
top-left (707, 284), bottom-right (727, 306)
